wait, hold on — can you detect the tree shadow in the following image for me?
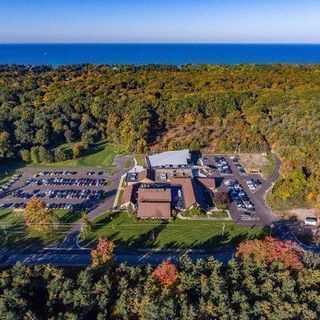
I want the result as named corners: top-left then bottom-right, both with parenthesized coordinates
top-left (59, 210), bottom-right (82, 223)
top-left (127, 222), bottom-right (168, 248)
top-left (92, 211), bottom-right (122, 232)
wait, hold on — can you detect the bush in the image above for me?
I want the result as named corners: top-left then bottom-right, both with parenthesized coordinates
top-left (38, 146), bottom-right (53, 163)
top-left (20, 149), bottom-right (31, 162)
top-left (30, 146), bottom-right (40, 164)
top-left (54, 147), bottom-right (72, 162)
top-left (72, 142), bottom-right (88, 159)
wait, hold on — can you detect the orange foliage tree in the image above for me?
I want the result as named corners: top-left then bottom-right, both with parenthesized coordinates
top-left (91, 238), bottom-right (115, 267)
top-left (24, 197), bottom-right (57, 232)
top-left (152, 260), bottom-right (178, 287)
top-left (236, 236), bottom-right (303, 270)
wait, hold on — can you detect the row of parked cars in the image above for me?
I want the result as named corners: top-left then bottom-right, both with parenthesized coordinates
top-left (228, 180), bottom-right (255, 211)
top-left (40, 189), bottom-right (104, 200)
top-left (0, 202), bottom-right (25, 209)
top-left (215, 157), bottom-right (232, 175)
top-left (35, 170), bottom-right (105, 177)
top-left (36, 170), bottom-right (77, 177)
top-left (0, 174), bottom-right (22, 197)
top-left (11, 188), bottom-right (104, 201)
top-left (26, 177), bottom-right (106, 187)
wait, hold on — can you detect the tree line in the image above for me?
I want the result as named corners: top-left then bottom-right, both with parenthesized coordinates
top-left (1, 236), bottom-right (320, 319)
top-left (0, 64), bottom-right (320, 208)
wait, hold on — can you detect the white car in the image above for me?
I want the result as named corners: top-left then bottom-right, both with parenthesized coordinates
top-left (304, 217), bottom-right (318, 226)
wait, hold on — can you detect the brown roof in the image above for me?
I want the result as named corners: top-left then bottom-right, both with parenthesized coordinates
top-left (138, 202), bottom-right (171, 219)
top-left (138, 188), bottom-right (171, 203)
top-left (170, 177), bottom-right (197, 208)
top-left (197, 177), bottom-right (216, 191)
top-left (137, 188), bottom-right (171, 219)
top-left (122, 184), bottom-right (134, 204)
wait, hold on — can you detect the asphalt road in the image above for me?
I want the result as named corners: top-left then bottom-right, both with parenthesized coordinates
top-left (0, 247), bottom-right (235, 267)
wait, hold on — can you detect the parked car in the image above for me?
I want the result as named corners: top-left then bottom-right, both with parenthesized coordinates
top-left (304, 217), bottom-right (318, 226)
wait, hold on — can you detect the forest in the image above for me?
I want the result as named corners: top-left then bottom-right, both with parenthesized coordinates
top-left (0, 64), bottom-right (320, 208)
top-left (1, 237), bottom-right (320, 320)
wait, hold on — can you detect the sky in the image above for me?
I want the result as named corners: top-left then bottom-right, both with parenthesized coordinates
top-left (0, 0), bottom-right (320, 43)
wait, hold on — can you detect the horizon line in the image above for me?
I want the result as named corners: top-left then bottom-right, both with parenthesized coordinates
top-left (1, 41), bottom-right (320, 45)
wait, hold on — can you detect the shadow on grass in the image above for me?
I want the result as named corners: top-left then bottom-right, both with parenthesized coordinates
top-left (59, 210), bottom-right (82, 224)
top-left (0, 210), bottom-right (12, 221)
top-left (1, 223), bottom-right (52, 250)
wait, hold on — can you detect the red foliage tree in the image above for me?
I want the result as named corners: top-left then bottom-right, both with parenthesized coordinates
top-left (152, 260), bottom-right (178, 287)
top-left (91, 238), bottom-right (115, 267)
top-left (236, 236), bottom-right (303, 270)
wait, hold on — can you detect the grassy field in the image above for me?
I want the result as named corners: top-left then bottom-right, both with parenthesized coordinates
top-left (83, 211), bottom-right (267, 249)
top-left (39, 142), bottom-right (128, 169)
top-left (0, 209), bottom-right (81, 248)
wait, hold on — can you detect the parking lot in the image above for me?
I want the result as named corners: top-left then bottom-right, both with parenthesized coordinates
top-left (201, 154), bottom-right (272, 226)
top-left (0, 168), bottom-right (110, 212)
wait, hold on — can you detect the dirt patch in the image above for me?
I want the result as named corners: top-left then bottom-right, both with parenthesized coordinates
top-left (239, 153), bottom-right (269, 176)
top-left (275, 208), bottom-right (320, 221)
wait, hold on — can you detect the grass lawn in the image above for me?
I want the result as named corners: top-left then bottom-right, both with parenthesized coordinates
top-left (83, 211), bottom-right (267, 249)
top-left (209, 210), bottom-right (230, 219)
top-left (38, 142), bottom-right (128, 169)
top-left (0, 208), bottom-right (82, 249)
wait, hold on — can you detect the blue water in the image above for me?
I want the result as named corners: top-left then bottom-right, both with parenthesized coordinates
top-left (0, 44), bottom-right (320, 65)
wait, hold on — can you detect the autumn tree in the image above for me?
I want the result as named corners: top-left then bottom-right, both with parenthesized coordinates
top-left (80, 211), bottom-right (93, 240)
top-left (24, 197), bottom-right (57, 232)
top-left (236, 236), bottom-right (303, 270)
top-left (152, 260), bottom-right (178, 287)
top-left (91, 238), bottom-right (115, 267)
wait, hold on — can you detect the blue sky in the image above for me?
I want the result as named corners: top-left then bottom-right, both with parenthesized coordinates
top-left (0, 0), bottom-right (320, 43)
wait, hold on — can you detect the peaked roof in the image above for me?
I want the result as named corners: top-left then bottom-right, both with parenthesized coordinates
top-left (138, 188), bottom-right (171, 203)
top-left (138, 202), bottom-right (171, 219)
top-left (170, 177), bottom-right (197, 208)
top-left (122, 184), bottom-right (134, 204)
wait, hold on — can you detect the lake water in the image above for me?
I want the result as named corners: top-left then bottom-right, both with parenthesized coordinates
top-left (1, 44), bottom-right (320, 65)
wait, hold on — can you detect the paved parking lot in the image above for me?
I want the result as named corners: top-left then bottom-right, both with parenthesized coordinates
top-left (0, 168), bottom-right (111, 212)
top-left (202, 154), bottom-right (280, 226)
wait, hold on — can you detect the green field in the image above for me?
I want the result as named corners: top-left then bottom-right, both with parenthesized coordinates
top-left (0, 209), bottom-right (81, 248)
top-left (83, 211), bottom-right (267, 249)
top-left (39, 142), bottom-right (129, 169)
